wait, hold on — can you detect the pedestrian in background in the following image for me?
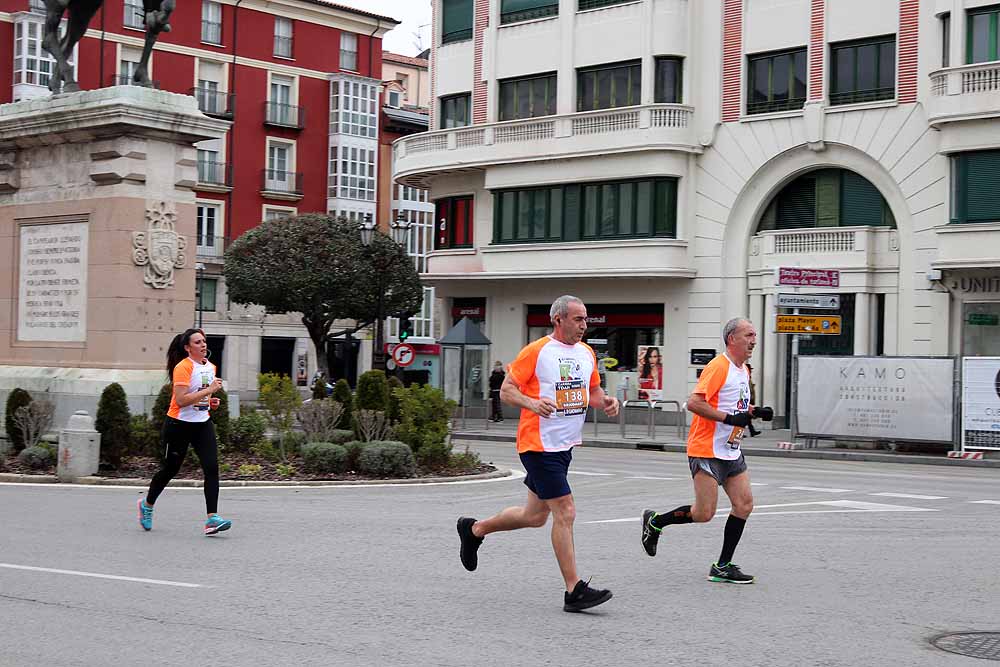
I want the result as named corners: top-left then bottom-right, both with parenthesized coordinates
top-left (489, 361), bottom-right (505, 422)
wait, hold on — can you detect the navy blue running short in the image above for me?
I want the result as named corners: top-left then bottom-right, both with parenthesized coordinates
top-left (519, 449), bottom-right (573, 500)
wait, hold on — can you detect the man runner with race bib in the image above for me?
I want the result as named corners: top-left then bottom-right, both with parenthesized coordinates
top-left (640, 317), bottom-right (767, 584)
top-left (457, 295), bottom-right (620, 612)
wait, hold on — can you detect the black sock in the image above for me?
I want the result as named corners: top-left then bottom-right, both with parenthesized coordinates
top-left (718, 515), bottom-right (746, 565)
top-left (650, 505), bottom-right (693, 529)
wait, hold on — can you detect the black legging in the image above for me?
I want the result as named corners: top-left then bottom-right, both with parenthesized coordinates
top-left (147, 417), bottom-right (219, 514)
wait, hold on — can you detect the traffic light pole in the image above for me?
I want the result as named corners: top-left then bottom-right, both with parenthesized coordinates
top-left (372, 278), bottom-right (386, 372)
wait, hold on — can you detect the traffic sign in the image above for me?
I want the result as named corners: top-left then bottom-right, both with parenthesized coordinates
top-left (391, 343), bottom-right (416, 367)
top-left (778, 267), bottom-right (840, 287)
top-left (777, 293), bottom-right (841, 310)
top-left (776, 315), bottom-right (842, 335)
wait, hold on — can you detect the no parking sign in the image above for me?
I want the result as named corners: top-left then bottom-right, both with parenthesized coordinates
top-left (391, 343), bottom-right (416, 368)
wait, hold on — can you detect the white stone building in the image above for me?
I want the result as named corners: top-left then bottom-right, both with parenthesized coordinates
top-left (393, 0), bottom-right (1000, 422)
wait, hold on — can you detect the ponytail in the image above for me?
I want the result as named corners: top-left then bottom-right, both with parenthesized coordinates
top-left (166, 328), bottom-right (204, 380)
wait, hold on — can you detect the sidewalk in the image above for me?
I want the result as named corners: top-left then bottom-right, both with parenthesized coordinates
top-left (453, 417), bottom-right (1000, 469)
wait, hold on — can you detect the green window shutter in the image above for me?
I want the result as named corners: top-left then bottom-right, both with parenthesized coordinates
top-left (654, 179), bottom-right (677, 237)
top-left (965, 150), bottom-right (1000, 222)
top-left (563, 185), bottom-right (581, 241)
top-left (815, 170), bottom-right (840, 227)
top-left (501, 0), bottom-right (558, 23)
top-left (776, 177), bottom-right (816, 229)
top-left (840, 170), bottom-right (884, 227)
top-left (442, 0), bottom-right (473, 43)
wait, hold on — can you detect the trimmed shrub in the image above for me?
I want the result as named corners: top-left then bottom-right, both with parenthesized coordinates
top-left (251, 439), bottom-right (280, 462)
top-left (5, 388), bottom-right (33, 453)
top-left (326, 429), bottom-right (355, 445)
top-left (358, 440), bottom-right (416, 478)
top-left (18, 445), bottom-right (53, 470)
top-left (332, 379), bottom-right (353, 428)
top-left (311, 376), bottom-right (328, 401)
top-left (96, 383), bottom-right (131, 468)
top-left (229, 411), bottom-right (268, 453)
top-left (355, 371), bottom-right (388, 413)
top-left (393, 384), bottom-right (456, 469)
top-left (301, 441), bottom-right (348, 474)
top-left (277, 430), bottom-right (308, 456)
top-left (343, 440), bottom-right (366, 471)
top-left (128, 415), bottom-right (161, 458)
top-left (150, 382), bottom-right (172, 434)
top-left (211, 388), bottom-right (231, 449)
top-left (298, 399), bottom-right (345, 443)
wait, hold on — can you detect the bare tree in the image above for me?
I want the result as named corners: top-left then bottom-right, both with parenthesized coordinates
top-left (356, 410), bottom-right (394, 443)
top-left (297, 400), bottom-right (345, 443)
top-left (13, 400), bottom-right (55, 450)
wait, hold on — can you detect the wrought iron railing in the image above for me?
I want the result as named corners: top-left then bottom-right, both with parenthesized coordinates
top-left (264, 102), bottom-right (305, 129)
top-left (261, 169), bottom-right (304, 194)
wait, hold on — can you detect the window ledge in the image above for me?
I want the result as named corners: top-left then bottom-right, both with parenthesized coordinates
top-left (440, 38), bottom-right (473, 47)
top-left (499, 14), bottom-right (559, 29)
top-left (935, 221), bottom-right (1000, 233)
top-left (826, 99), bottom-right (897, 114)
top-left (739, 108), bottom-right (805, 123)
top-left (577, 1), bottom-right (642, 15)
top-left (123, 25), bottom-right (145, 33)
top-left (201, 41), bottom-right (224, 48)
top-left (274, 55), bottom-right (295, 61)
top-left (483, 238), bottom-right (685, 252)
top-left (429, 248), bottom-right (477, 257)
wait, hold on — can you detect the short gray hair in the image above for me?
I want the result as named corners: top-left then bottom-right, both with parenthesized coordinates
top-left (723, 318), bottom-right (750, 345)
top-left (550, 295), bottom-right (584, 321)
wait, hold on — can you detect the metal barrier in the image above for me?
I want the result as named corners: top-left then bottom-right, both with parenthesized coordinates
top-left (650, 400), bottom-right (686, 440)
top-left (619, 399), bottom-right (653, 439)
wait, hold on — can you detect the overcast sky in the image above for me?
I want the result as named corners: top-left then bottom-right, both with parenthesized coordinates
top-left (336, 0), bottom-right (433, 56)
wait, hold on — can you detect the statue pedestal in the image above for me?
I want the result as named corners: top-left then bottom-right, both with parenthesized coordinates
top-left (0, 86), bottom-right (230, 424)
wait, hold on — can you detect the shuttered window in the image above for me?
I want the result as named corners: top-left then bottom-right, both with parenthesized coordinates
top-left (952, 150), bottom-right (1000, 224)
top-left (967, 4), bottom-right (1000, 64)
top-left (499, 73), bottom-right (557, 121)
top-left (493, 178), bottom-right (678, 243)
top-left (762, 169), bottom-right (895, 231)
top-left (776, 178), bottom-right (816, 229)
top-left (501, 0), bottom-right (559, 24)
top-left (747, 48), bottom-right (807, 115)
top-left (442, 0), bottom-right (473, 44)
top-left (577, 60), bottom-right (642, 111)
top-left (841, 171), bottom-right (888, 226)
top-left (830, 35), bottom-right (896, 106)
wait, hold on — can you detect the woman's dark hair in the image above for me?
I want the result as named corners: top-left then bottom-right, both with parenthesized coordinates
top-left (166, 328), bottom-right (204, 379)
top-left (639, 346), bottom-right (660, 379)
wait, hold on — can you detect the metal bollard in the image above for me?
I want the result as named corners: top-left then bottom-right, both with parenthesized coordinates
top-left (57, 411), bottom-right (100, 482)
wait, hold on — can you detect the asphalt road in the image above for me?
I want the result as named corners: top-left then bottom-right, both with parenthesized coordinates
top-left (1, 440), bottom-right (998, 666)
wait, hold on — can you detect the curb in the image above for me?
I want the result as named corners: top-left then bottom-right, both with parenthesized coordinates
top-left (0, 468), bottom-right (511, 487)
top-left (451, 433), bottom-right (1000, 469)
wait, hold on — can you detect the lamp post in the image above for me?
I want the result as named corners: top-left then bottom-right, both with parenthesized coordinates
top-left (195, 262), bottom-right (205, 329)
top-left (359, 212), bottom-right (412, 371)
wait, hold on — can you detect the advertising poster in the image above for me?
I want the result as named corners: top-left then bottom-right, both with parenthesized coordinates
top-left (637, 345), bottom-right (664, 402)
top-left (962, 357), bottom-right (1000, 451)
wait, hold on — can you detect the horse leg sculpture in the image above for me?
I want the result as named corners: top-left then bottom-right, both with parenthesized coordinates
top-left (134, 0), bottom-right (175, 87)
top-left (42, 0), bottom-right (102, 93)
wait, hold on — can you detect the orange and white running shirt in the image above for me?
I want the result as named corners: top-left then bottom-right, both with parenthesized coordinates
top-left (167, 357), bottom-right (216, 423)
top-left (507, 336), bottom-right (601, 453)
top-left (686, 353), bottom-right (751, 460)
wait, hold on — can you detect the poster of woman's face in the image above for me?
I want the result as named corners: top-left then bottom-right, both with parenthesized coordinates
top-left (637, 345), bottom-right (663, 400)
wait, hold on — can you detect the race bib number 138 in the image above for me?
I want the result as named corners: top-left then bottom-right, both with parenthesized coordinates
top-left (555, 380), bottom-right (587, 415)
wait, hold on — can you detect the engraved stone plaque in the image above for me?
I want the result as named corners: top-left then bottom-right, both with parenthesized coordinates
top-left (18, 221), bottom-right (88, 342)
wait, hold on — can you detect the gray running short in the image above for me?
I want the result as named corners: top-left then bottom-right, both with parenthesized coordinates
top-left (688, 454), bottom-right (747, 485)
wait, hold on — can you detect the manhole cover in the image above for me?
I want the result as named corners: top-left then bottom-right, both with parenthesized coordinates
top-left (932, 633), bottom-right (1000, 661)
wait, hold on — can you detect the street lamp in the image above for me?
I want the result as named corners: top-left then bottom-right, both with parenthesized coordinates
top-left (359, 212), bottom-right (412, 372)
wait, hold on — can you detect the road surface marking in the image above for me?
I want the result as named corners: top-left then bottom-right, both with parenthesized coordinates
top-left (869, 492), bottom-right (947, 500)
top-left (584, 499), bottom-right (934, 524)
top-left (970, 500), bottom-right (1000, 505)
top-left (0, 563), bottom-right (203, 588)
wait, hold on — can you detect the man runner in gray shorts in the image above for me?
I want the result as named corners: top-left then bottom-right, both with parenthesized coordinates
top-left (640, 318), bottom-right (770, 584)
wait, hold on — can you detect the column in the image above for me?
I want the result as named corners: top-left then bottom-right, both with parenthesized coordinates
top-left (949, 0), bottom-right (965, 72)
top-left (854, 292), bottom-right (871, 355)
top-left (557, 0), bottom-right (576, 115)
top-left (763, 293), bottom-right (778, 408)
top-left (883, 292), bottom-right (899, 355)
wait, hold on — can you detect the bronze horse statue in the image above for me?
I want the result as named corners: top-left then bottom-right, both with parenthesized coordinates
top-left (41, 0), bottom-right (175, 93)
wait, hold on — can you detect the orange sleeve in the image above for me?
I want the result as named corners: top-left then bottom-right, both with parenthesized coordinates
top-left (173, 358), bottom-right (192, 386)
top-left (693, 356), bottom-right (727, 402)
top-left (507, 338), bottom-right (544, 388)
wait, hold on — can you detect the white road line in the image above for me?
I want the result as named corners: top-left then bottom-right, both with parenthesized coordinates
top-left (584, 499), bottom-right (934, 524)
top-left (625, 476), bottom-right (678, 481)
top-left (780, 486), bottom-right (854, 493)
top-left (869, 492), bottom-right (948, 500)
top-left (0, 563), bottom-right (203, 588)
top-left (818, 499), bottom-right (937, 512)
top-left (567, 471), bottom-right (615, 476)
top-left (751, 483), bottom-right (768, 486)
top-left (970, 500), bottom-right (1000, 505)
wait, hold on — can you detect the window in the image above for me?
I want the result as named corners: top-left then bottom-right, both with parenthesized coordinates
top-left (13, 19), bottom-right (71, 89)
top-left (264, 208), bottom-right (294, 222)
top-left (330, 78), bottom-right (378, 137)
top-left (942, 13), bottom-right (951, 67)
top-left (501, 0), bottom-right (559, 24)
top-left (268, 74), bottom-right (295, 125)
top-left (387, 90), bottom-right (402, 107)
top-left (29, 0), bottom-right (46, 14)
top-left (124, 0), bottom-right (144, 29)
top-left (951, 150), bottom-right (1000, 224)
top-left (266, 142), bottom-right (295, 191)
top-left (119, 46), bottom-right (143, 86)
top-left (579, 0), bottom-right (634, 9)
top-left (499, 73), bottom-right (556, 121)
top-left (435, 196), bottom-right (474, 248)
top-left (654, 57), bottom-right (683, 103)
top-left (440, 93), bottom-right (471, 128)
top-left (197, 278), bottom-right (217, 312)
top-left (967, 5), bottom-right (1000, 63)
top-left (442, 0), bottom-right (473, 44)
top-left (756, 169), bottom-right (895, 231)
top-left (830, 35), bottom-right (895, 105)
top-left (577, 61), bottom-right (641, 112)
top-left (197, 79), bottom-right (220, 113)
top-left (196, 203), bottom-right (221, 256)
top-left (329, 145), bottom-right (376, 201)
top-left (201, 1), bottom-right (222, 44)
top-left (747, 47), bottom-right (807, 115)
top-left (197, 148), bottom-right (222, 184)
top-left (340, 32), bottom-right (358, 71)
top-left (493, 178), bottom-right (677, 243)
top-left (274, 17), bottom-right (293, 58)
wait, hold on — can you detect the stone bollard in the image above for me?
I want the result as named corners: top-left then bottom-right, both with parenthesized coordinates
top-left (58, 411), bottom-right (100, 482)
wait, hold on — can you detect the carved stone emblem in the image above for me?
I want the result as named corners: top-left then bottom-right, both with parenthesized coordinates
top-left (132, 201), bottom-right (187, 289)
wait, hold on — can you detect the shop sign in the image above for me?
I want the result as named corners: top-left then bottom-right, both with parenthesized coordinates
top-left (452, 306), bottom-right (484, 318)
top-left (778, 267), bottom-right (840, 287)
top-left (690, 349), bottom-right (716, 365)
top-left (968, 313), bottom-right (999, 326)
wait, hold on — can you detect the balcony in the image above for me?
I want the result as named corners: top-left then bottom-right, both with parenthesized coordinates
top-left (191, 87), bottom-right (234, 118)
top-left (261, 168), bottom-right (303, 200)
top-left (201, 19), bottom-right (222, 45)
top-left (196, 235), bottom-right (229, 263)
top-left (196, 160), bottom-right (232, 192)
top-left (928, 62), bottom-right (1000, 126)
top-left (933, 222), bottom-right (1000, 270)
top-left (747, 228), bottom-right (900, 288)
top-left (423, 238), bottom-right (692, 284)
top-left (393, 104), bottom-right (697, 188)
top-left (264, 101), bottom-right (305, 129)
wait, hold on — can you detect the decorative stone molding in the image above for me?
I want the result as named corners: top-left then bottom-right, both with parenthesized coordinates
top-left (750, 237), bottom-right (760, 256)
top-left (132, 201), bottom-right (187, 289)
top-left (888, 230), bottom-right (900, 251)
top-left (0, 150), bottom-right (19, 193)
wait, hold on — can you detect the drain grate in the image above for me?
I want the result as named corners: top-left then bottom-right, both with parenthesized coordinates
top-left (932, 633), bottom-right (1000, 661)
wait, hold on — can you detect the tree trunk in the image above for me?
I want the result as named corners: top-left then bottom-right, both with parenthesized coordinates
top-left (302, 317), bottom-right (331, 380)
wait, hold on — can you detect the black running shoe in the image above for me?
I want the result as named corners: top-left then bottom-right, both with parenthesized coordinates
top-left (641, 509), bottom-right (660, 557)
top-left (563, 579), bottom-right (613, 613)
top-left (457, 517), bottom-right (483, 572)
top-left (708, 562), bottom-right (755, 584)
